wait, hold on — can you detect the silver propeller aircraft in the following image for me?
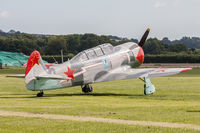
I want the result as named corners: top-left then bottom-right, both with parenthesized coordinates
top-left (15, 29), bottom-right (192, 97)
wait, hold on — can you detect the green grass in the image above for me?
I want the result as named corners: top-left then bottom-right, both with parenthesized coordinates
top-left (0, 67), bottom-right (25, 74)
top-left (0, 67), bottom-right (200, 132)
top-left (0, 116), bottom-right (199, 133)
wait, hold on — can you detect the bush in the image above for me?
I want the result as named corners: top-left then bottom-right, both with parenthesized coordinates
top-left (144, 54), bottom-right (200, 63)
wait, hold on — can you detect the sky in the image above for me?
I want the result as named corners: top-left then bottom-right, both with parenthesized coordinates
top-left (0, 0), bottom-right (200, 40)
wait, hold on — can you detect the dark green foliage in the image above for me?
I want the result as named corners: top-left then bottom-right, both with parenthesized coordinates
top-left (65, 34), bottom-right (81, 54)
top-left (44, 36), bottom-right (67, 55)
top-left (65, 34), bottom-right (112, 54)
top-left (0, 32), bottom-right (200, 63)
top-left (0, 33), bottom-right (113, 56)
top-left (144, 54), bottom-right (200, 63)
top-left (143, 38), bottom-right (169, 54)
top-left (0, 34), bottom-right (41, 55)
top-left (168, 43), bottom-right (188, 52)
top-left (80, 34), bottom-right (100, 50)
top-left (162, 37), bottom-right (200, 49)
top-left (79, 34), bottom-right (112, 51)
top-left (173, 37), bottom-right (200, 49)
top-left (162, 37), bottom-right (171, 45)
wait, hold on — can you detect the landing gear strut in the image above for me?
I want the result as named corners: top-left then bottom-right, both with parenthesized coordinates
top-left (81, 84), bottom-right (93, 93)
top-left (37, 91), bottom-right (44, 97)
top-left (139, 77), bottom-right (156, 95)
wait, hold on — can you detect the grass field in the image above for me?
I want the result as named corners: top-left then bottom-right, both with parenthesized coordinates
top-left (0, 67), bottom-right (200, 133)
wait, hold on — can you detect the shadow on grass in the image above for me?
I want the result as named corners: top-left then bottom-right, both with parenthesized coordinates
top-left (2, 92), bottom-right (191, 100)
top-left (45, 93), bottom-right (144, 97)
top-left (187, 110), bottom-right (200, 113)
top-left (0, 92), bottom-right (144, 99)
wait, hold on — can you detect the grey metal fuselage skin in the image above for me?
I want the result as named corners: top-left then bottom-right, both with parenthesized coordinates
top-left (27, 42), bottom-right (142, 91)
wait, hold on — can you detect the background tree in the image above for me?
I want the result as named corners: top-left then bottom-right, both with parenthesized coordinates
top-left (44, 36), bottom-right (67, 55)
top-left (143, 38), bottom-right (168, 54)
top-left (65, 34), bottom-right (81, 54)
top-left (80, 34), bottom-right (100, 51)
top-left (168, 43), bottom-right (188, 52)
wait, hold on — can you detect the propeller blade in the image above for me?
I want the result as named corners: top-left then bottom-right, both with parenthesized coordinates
top-left (138, 28), bottom-right (150, 47)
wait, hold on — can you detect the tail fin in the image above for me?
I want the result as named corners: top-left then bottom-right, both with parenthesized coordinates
top-left (25, 51), bottom-right (48, 84)
top-left (25, 51), bottom-right (65, 91)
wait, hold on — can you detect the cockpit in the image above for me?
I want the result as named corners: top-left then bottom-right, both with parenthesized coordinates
top-left (70, 43), bottom-right (114, 63)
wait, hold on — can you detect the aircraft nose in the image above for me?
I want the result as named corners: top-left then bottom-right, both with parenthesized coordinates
top-left (136, 47), bottom-right (144, 64)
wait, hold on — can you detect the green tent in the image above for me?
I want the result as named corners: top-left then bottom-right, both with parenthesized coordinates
top-left (0, 51), bottom-right (47, 67)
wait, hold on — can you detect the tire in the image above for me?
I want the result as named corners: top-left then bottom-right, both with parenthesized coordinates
top-left (82, 84), bottom-right (93, 93)
top-left (37, 92), bottom-right (44, 97)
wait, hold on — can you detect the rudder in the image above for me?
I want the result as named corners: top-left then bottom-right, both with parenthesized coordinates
top-left (25, 51), bottom-right (48, 87)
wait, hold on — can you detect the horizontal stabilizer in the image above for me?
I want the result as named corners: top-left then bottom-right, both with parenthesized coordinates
top-left (6, 74), bottom-right (25, 78)
top-left (7, 73), bottom-right (65, 80)
top-left (35, 74), bottom-right (65, 80)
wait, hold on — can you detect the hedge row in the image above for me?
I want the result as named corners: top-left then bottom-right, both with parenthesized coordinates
top-left (144, 54), bottom-right (200, 63)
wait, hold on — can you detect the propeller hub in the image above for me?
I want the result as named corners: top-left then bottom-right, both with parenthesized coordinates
top-left (136, 47), bottom-right (144, 64)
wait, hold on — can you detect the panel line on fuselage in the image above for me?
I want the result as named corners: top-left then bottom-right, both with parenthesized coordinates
top-left (72, 62), bottom-right (103, 79)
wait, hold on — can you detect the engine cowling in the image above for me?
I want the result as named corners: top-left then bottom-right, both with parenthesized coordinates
top-left (129, 45), bottom-right (144, 68)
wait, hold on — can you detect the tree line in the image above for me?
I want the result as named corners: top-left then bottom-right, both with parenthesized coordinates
top-left (0, 32), bottom-right (200, 63)
top-left (0, 33), bottom-right (113, 55)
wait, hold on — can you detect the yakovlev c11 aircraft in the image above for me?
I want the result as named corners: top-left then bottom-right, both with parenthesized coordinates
top-left (13, 29), bottom-right (192, 97)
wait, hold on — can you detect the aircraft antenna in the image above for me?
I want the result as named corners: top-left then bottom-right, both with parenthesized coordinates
top-left (61, 49), bottom-right (64, 63)
top-left (52, 56), bottom-right (58, 64)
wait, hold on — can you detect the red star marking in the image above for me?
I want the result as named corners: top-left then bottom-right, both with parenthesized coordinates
top-left (64, 66), bottom-right (75, 81)
top-left (30, 52), bottom-right (40, 66)
top-left (157, 69), bottom-right (168, 72)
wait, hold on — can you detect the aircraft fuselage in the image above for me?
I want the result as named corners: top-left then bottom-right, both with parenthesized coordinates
top-left (26, 42), bottom-right (144, 91)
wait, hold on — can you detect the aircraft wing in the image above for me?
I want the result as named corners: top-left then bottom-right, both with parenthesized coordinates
top-left (94, 66), bottom-right (192, 83)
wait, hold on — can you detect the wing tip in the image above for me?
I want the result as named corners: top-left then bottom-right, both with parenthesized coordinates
top-left (181, 68), bottom-right (192, 73)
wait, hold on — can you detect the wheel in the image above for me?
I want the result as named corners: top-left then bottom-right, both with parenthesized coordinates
top-left (82, 85), bottom-right (89, 93)
top-left (82, 84), bottom-right (93, 93)
top-left (37, 91), bottom-right (44, 97)
top-left (81, 85), bottom-right (86, 93)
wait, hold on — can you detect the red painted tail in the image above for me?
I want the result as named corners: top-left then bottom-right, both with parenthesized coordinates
top-left (25, 51), bottom-right (42, 77)
top-left (25, 51), bottom-right (49, 90)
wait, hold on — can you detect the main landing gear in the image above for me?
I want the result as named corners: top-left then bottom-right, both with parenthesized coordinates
top-left (81, 84), bottom-right (93, 93)
top-left (139, 77), bottom-right (156, 95)
top-left (37, 91), bottom-right (44, 97)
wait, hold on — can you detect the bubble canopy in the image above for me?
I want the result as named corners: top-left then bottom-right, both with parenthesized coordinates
top-left (70, 43), bottom-right (114, 63)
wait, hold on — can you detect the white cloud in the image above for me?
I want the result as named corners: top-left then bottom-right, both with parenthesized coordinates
top-left (154, 1), bottom-right (167, 8)
top-left (0, 11), bottom-right (9, 18)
